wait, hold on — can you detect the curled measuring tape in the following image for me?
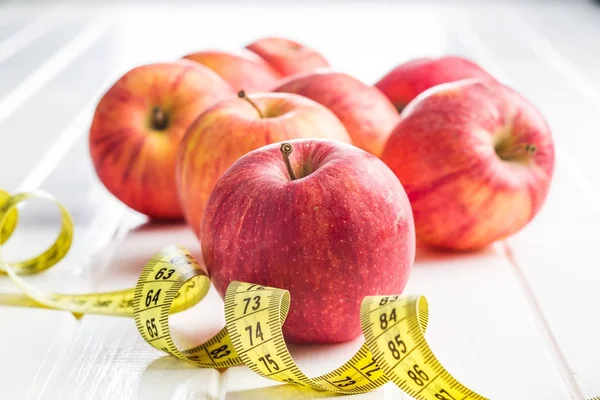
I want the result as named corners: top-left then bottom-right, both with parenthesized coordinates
top-left (0, 189), bottom-right (595, 399)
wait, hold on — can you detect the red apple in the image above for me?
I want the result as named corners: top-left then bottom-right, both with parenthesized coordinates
top-left (182, 49), bottom-right (281, 93)
top-left (381, 79), bottom-right (555, 251)
top-left (274, 71), bottom-right (399, 157)
top-left (89, 61), bottom-right (234, 219)
top-left (200, 139), bottom-right (416, 344)
top-left (176, 91), bottom-right (352, 238)
top-left (246, 37), bottom-right (330, 77)
top-left (375, 56), bottom-right (494, 112)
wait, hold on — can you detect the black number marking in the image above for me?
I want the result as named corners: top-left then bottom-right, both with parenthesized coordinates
top-left (46, 246), bottom-right (59, 261)
top-left (360, 359), bottom-right (381, 377)
top-left (94, 299), bottom-right (112, 307)
top-left (169, 256), bottom-right (183, 264)
top-left (70, 298), bottom-right (87, 306)
top-left (435, 389), bottom-right (457, 400)
top-left (146, 318), bottom-right (158, 338)
top-left (119, 298), bottom-right (134, 308)
top-left (332, 376), bottom-right (356, 387)
top-left (379, 307), bottom-right (397, 330)
top-left (378, 295), bottom-right (399, 306)
top-left (145, 289), bottom-right (162, 307)
top-left (210, 344), bottom-right (231, 359)
top-left (155, 268), bottom-right (175, 280)
top-left (242, 295), bottom-right (261, 314)
top-left (245, 321), bottom-right (264, 346)
top-left (407, 364), bottom-right (429, 386)
top-left (246, 284), bottom-right (265, 291)
top-left (257, 353), bottom-right (279, 373)
top-left (387, 334), bottom-right (407, 360)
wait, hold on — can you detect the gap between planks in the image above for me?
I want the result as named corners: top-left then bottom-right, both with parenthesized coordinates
top-left (501, 243), bottom-right (586, 400)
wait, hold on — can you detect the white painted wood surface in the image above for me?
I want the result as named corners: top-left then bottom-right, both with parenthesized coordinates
top-left (0, 1), bottom-right (598, 399)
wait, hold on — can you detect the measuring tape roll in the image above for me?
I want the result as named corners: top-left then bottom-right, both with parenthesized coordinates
top-left (0, 189), bottom-right (594, 400)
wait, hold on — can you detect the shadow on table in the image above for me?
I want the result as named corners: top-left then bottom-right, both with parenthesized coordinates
top-left (96, 219), bottom-right (203, 278)
top-left (226, 384), bottom-right (342, 399)
top-left (0, 293), bottom-right (47, 309)
top-left (137, 355), bottom-right (340, 400)
top-left (136, 356), bottom-right (211, 400)
top-left (414, 242), bottom-right (497, 264)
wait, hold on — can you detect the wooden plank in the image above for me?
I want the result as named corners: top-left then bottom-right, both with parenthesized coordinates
top-left (0, 10), bottom-right (65, 65)
top-left (0, 308), bottom-right (78, 400)
top-left (446, 4), bottom-right (600, 398)
top-left (513, 4), bottom-right (600, 88)
top-left (0, 20), bottom-right (89, 96)
top-left (0, 12), bottom-right (110, 128)
top-left (36, 224), bottom-right (226, 400)
top-left (0, 16), bottom-right (130, 385)
top-left (0, 9), bottom-right (126, 399)
top-left (0, 20), bottom-right (22, 41)
top-left (405, 245), bottom-right (571, 400)
top-left (502, 8), bottom-right (600, 399)
top-left (0, 139), bottom-right (127, 398)
top-left (37, 308), bottom-right (221, 400)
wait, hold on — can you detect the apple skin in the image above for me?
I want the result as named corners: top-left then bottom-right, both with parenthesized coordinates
top-left (182, 49), bottom-right (281, 93)
top-left (381, 79), bottom-right (555, 251)
top-left (274, 71), bottom-right (399, 157)
top-left (176, 92), bottom-right (352, 238)
top-left (89, 60), bottom-right (234, 219)
top-left (246, 37), bottom-right (330, 77)
top-left (200, 138), bottom-right (416, 344)
top-left (375, 56), bottom-right (494, 112)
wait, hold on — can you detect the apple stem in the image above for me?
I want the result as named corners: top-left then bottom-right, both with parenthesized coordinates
top-left (151, 106), bottom-right (168, 130)
top-left (498, 143), bottom-right (537, 161)
top-left (525, 144), bottom-right (537, 154)
top-left (280, 143), bottom-right (297, 181)
top-left (238, 90), bottom-right (264, 118)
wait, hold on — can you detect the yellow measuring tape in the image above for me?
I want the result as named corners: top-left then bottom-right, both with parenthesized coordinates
top-left (0, 189), bottom-right (596, 400)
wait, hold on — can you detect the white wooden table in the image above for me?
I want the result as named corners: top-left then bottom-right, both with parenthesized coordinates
top-left (0, 1), bottom-right (599, 399)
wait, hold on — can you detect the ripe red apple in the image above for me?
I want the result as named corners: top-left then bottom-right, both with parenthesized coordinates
top-left (89, 61), bottom-right (234, 219)
top-left (274, 71), bottom-right (399, 157)
top-left (375, 56), bottom-right (494, 112)
top-left (182, 49), bottom-right (281, 93)
top-left (200, 139), bottom-right (415, 344)
top-left (246, 37), bottom-right (330, 77)
top-left (381, 79), bottom-right (555, 251)
top-left (176, 91), bottom-right (352, 238)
